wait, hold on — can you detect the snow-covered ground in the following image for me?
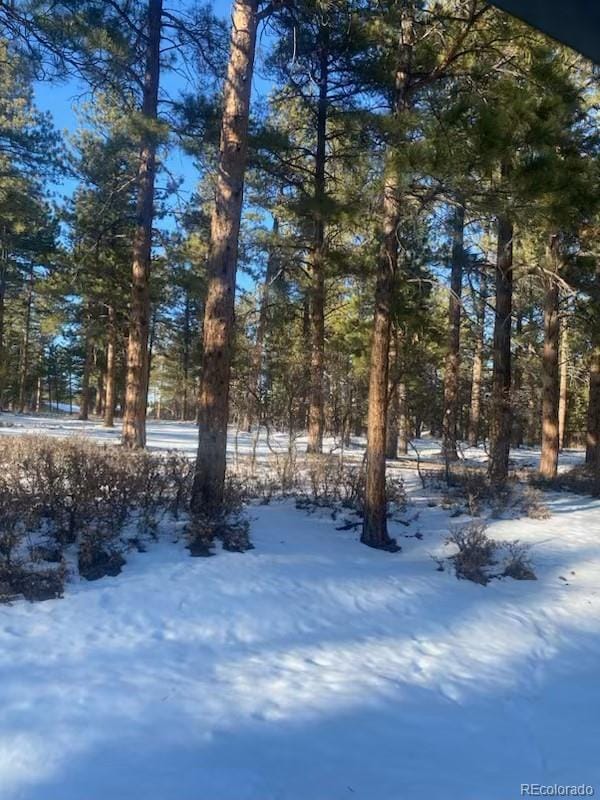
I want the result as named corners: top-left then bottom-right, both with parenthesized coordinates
top-left (1, 413), bottom-right (599, 799)
top-left (0, 410), bottom-right (586, 470)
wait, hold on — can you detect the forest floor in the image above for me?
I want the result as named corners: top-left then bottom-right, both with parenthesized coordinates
top-left (0, 413), bottom-right (599, 799)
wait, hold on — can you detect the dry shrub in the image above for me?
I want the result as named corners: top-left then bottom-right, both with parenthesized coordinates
top-left (425, 463), bottom-right (546, 520)
top-left (446, 521), bottom-right (496, 584)
top-left (502, 541), bottom-right (536, 580)
top-left (520, 486), bottom-right (551, 520)
top-left (445, 521), bottom-right (536, 585)
top-left (531, 466), bottom-right (600, 497)
top-left (297, 454), bottom-right (406, 517)
top-left (186, 475), bottom-right (253, 557)
top-left (0, 436), bottom-right (195, 600)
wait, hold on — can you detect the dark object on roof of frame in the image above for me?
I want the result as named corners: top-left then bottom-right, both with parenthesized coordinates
top-left (491, 0), bottom-right (600, 64)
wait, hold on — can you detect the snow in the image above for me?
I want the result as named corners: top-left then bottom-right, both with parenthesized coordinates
top-left (1, 414), bottom-right (599, 799)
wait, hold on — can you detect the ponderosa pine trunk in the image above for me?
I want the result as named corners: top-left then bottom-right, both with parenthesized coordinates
top-left (442, 199), bottom-right (465, 461)
top-left (247, 216), bottom-right (279, 430)
top-left (488, 211), bottom-right (513, 484)
top-left (0, 237), bottom-right (7, 410)
top-left (398, 380), bottom-right (408, 455)
top-left (95, 368), bottom-right (104, 417)
top-left (386, 330), bottom-right (401, 459)
top-left (18, 266), bottom-right (34, 414)
top-left (361, 161), bottom-right (400, 551)
top-left (122, 0), bottom-right (162, 448)
top-left (362, 13), bottom-right (414, 551)
top-left (539, 236), bottom-right (560, 479)
top-left (306, 22), bottom-right (329, 454)
top-left (191, 0), bottom-right (258, 514)
top-left (558, 320), bottom-right (568, 450)
top-left (467, 273), bottom-right (486, 446)
top-left (585, 347), bottom-right (600, 469)
top-left (78, 328), bottom-right (92, 421)
top-left (511, 311), bottom-right (524, 447)
top-left (181, 293), bottom-right (191, 421)
top-left (104, 304), bottom-right (117, 427)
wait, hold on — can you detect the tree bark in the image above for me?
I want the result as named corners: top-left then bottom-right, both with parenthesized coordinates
top-left (442, 199), bottom-right (465, 461)
top-left (192, 0), bottom-right (258, 514)
top-left (181, 292), bottom-right (191, 420)
top-left (558, 318), bottom-right (568, 450)
top-left (104, 304), bottom-right (117, 427)
top-left (386, 330), bottom-right (401, 459)
top-left (386, 384), bottom-right (399, 460)
top-left (362, 13), bottom-right (414, 551)
top-left (95, 367), bottom-right (104, 417)
top-left (122, 0), bottom-right (162, 448)
top-left (78, 336), bottom-right (93, 421)
top-left (511, 311), bottom-right (524, 447)
top-left (398, 380), bottom-right (408, 455)
top-left (585, 347), bottom-right (600, 469)
top-left (18, 266), bottom-right (34, 414)
top-left (247, 216), bottom-right (279, 429)
top-left (467, 273), bottom-right (486, 447)
top-left (362, 158), bottom-right (401, 551)
top-left (306, 22), bottom-right (329, 454)
top-left (488, 211), bottom-right (513, 484)
top-left (539, 236), bottom-right (560, 479)
top-left (0, 234), bottom-right (7, 410)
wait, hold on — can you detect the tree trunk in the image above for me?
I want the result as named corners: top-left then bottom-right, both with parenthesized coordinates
top-left (191, 0), bottom-right (258, 514)
top-left (104, 304), bottom-right (117, 427)
top-left (442, 199), bottom-right (465, 461)
top-left (247, 216), bottom-right (279, 429)
top-left (398, 380), bottom-right (408, 455)
top-left (122, 0), bottom-right (162, 448)
top-left (488, 211), bottom-right (513, 484)
top-left (386, 331), bottom-right (401, 459)
top-left (539, 236), bottom-right (560, 479)
top-left (586, 347), bottom-right (600, 469)
top-left (362, 159), bottom-right (400, 551)
top-left (79, 340), bottom-right (93, 420)
top-left (181, 292), bottom-right (191, 420)
top-left (362, 194), bottom-right (396, 549)
top-left (0, 235), bottom-right (7, 410)
top-left (386, 384), bottom-right (399, 460)
top-left (95, 368), bottom-right (104, 417)
top-left (306, 23), bottom-right (329, 454)
top-left (511, 311), bottom-right (524, 447)
top-left (78, 317), bottom-right (93, 421)
top-left (467, 274), bottom-right (486, 447)
top-left (18, 266), bottom-right (34, 414)
top-left (558, 318), bottom-right (568, 450)
top-left (35, 375), bottom-right (42, 412)
top-left (362, 16), bottom-right (413, 551)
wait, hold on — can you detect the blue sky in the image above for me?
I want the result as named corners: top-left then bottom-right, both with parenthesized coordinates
top-left (33, 0), bottom-right (274, 204)
top-left (32, 1), bottom-right (275, 292)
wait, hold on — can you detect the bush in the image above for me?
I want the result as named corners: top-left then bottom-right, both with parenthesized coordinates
top-left (294, 454), bottom-right (406, 518)
top-left (531, 465), bottom-right (600, 497)
top-left (445, 521), bottom-right (536, 585)
top-left (186, 474), bottom-right (253, 557)
top-left (0, 436), bottom-right (195, 601)
top-left (446, 521), bottom-right (496, 584)
top-left (502, 541), bottom-right (536, 581)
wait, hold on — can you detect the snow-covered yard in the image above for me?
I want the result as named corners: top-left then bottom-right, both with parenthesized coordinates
top-left (1, 414), bottom-right (599, 799)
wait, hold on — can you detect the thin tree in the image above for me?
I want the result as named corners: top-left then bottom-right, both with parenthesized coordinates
top-left (122, 0), bottom-right (163, 447)
top-left (539, 234), bottom-right (561, 479)
top-left (488, 175), bottom-right (513, 484)
top-left (442, 198), bottom-right (465, 460)
top-left (192, 0), bottom-right (259, 513)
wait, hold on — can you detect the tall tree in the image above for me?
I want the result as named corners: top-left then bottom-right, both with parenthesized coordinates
top-left (441, 199), bottom-right (465, 460)
top-left (122, 0), bottom-right (163, 447)
top-left (192, 0), bottom-right (259, 513)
